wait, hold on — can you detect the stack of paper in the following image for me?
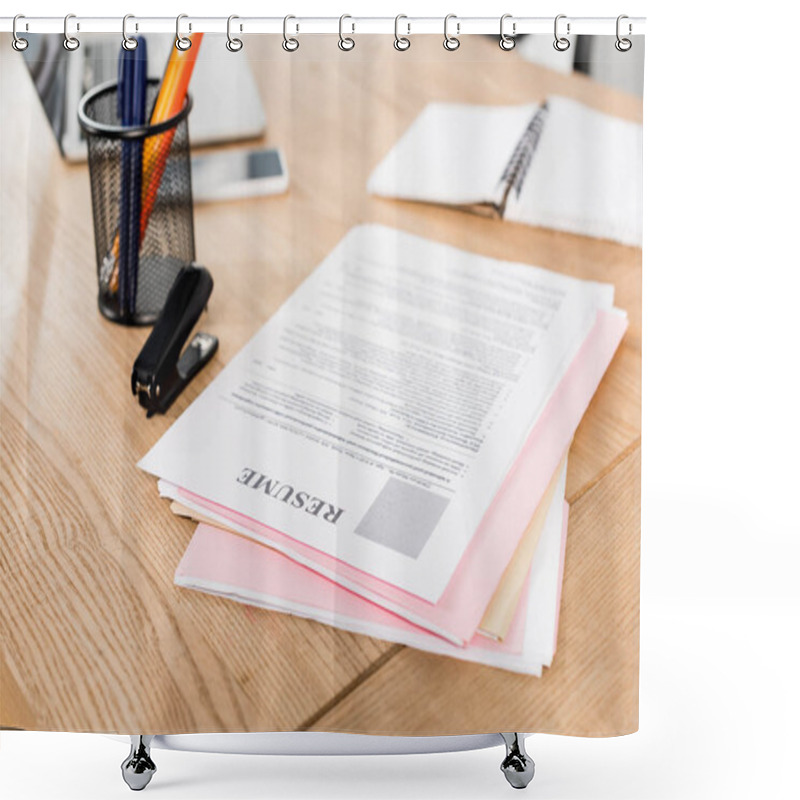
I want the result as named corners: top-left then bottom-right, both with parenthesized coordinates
top-left (139, 225), bottom-right (627, 675)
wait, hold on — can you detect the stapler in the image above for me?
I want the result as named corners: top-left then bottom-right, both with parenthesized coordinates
top-left (131, 264), bottom-right (218, 417)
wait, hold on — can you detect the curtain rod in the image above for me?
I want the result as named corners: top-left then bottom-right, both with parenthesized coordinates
top-left (1, 16), bottom-right (646, 37)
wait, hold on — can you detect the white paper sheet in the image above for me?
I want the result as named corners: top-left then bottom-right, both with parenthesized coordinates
top-left (507, 95), bottom-right (644, 246)
top-left (139, 225), bottom-right (611, 602)
top-left (368, 103), bottom-right (536, 208)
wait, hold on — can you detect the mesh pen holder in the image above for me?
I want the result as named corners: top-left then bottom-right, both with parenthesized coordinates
top-left (78, 79), bottom-right (196, 325)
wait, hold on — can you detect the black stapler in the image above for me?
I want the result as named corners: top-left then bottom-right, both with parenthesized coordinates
top-left (131, 264), bottom-right (218, 417)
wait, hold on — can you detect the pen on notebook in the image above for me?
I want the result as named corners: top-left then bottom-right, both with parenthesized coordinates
top-left (102, 34), bottom-right (203, 296)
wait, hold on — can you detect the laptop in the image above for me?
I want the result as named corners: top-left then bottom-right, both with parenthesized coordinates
top-left (22, 33), bottom-right (267, 162)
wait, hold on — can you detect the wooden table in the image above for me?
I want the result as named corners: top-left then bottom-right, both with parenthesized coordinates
top-left (0, 35), bottom-right (640, 737)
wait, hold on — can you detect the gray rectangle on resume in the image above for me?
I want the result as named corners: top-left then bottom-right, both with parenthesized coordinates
top-left (354, 478), bottom-right (450, 559)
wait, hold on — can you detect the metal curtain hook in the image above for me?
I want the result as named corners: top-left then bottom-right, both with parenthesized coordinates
top-left (338, 14), bottom-right (355, 51)
top-left (175, 14), bottom-right (192, 51)
top-left (12, 14), bottom-right (29, 52)
top-left (227, 14), bottom-right (243, 51)
top-left (63, 14), bottom-right (80, 51)
top-left (282, 15), bottom-right (299, 51)
top-left (499, 14), bottom-right (516, 51)
top-left (122, 14), bottom-right (138, 50)
top-left (553, 14), bottom-right (570, 51)
top-left (443, 14), bottom-right (460, 51)
top-left (615, 14), bottom-right (632, 51)
top-left (394, 14), bottom-right (410, 51)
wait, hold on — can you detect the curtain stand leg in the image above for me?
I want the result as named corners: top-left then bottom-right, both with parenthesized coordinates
top-left (121, 735), bottom-right (156, 791)
top-left (500, 733), bottom-right (535, 789)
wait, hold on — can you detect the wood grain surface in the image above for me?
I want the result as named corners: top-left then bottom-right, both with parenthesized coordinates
top-left (0, 35), bottom-right (641, 735)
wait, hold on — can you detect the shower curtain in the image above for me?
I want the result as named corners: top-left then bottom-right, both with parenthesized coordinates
top-left (0, 22), bottom-right (643, 739)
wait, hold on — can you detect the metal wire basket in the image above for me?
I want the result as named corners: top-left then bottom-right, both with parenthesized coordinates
top-left (78, 79), bottom-right (195, 325)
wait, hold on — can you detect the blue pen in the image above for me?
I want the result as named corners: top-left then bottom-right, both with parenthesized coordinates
top-left (117, 47), bottom-right (133, 315)
top-left (127, 37), bottom-right (148, 314)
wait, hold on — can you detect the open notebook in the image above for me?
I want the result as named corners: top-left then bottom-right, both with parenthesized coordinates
top-left (368, 95), bottom-right (643, 247)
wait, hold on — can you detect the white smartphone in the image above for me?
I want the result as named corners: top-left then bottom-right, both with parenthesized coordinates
top-left (191, 148), bottom-right (289, 203)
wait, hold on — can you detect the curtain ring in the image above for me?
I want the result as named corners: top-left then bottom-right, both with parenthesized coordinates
top-left (499, 14), bottom-right (516, 51)
top-left (443, 14), bottom-right (460, 51)
top-left (282, 15), bottom-right (299, 52)
top-left (553, 14), bottom-right (570, 51)
top-left (338, 14), bottom-right (355, 51)
top-left (12, 14), bottom-right (29, 52)
top-left (394, 15), bottom-right (410, 51)
top-left (226, 14), bottom-right (243, 52)
top-left (122, 14), bottom-right (138, 51)
top-left (63, 14), bottom-right (80, 51)
top-left (175, 14), bottom-right (192, 51)
top-left (615, 14), bottom-right (632, 52)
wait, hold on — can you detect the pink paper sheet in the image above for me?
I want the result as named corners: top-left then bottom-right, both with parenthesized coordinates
top-left (175, 310), bottom-right (627, 644)
top-left (175, 498), bottom-right (569, 666)
top-left (176, 521), bottom-right (534, 656)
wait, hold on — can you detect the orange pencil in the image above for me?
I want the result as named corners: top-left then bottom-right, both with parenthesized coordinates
top-left (139, 35), bottom-right (203, 239)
